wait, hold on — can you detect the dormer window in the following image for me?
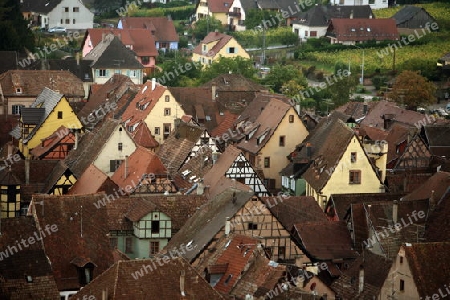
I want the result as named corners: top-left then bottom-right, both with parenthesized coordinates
top-left (76, 263), bottom-right (94, 286)
top-left (16, 88), bottom-right (22, 94)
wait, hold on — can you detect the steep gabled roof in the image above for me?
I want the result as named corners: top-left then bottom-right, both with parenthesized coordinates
top-left (392, 5), bottom-right (435, 26)
top-left (207, 0), bottom-right (233, 13)
top-left (29, 194), bottom-right (115, 291)
top-left (131, 121), bottom-right (159, 149)
top-left (119, 17), bottom-right (179, 42)
top-left (164, 190), bottom-right (255, 262)
top-left (0, 217), bottom-right (60, 299)
top-left (85, 28), bottom-right (158, 57)
top-left (71, 258), bottom-right (225, 299)
top-left (0, 70), bottom-right (84, 97)
top-left (85, 35), bottom-right (143, 69)
top-left (402, 171), bottom-right (450, 202)
top-left (64, 118), bottom-right (123, 178)
top-left (203, 144), bottom-right (242, 188)
top-left (403, 242), bottom-right (450, 299)
top-left (20, 0), bottom-right (62, 14)
top-left (331, 250), bottom-right (391, 299)
top-left (328, 18), bottom-right (399, 42)
top-left (67, 164), bottom-right (118, 195)
top-left (237, 97), bottom-right (292, 154)
top-left (193, 32), bottom-right (234, 58)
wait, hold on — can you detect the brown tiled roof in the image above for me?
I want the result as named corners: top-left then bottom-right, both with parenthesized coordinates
top-left (402, 171), bottom-right (450, 201)
top-left (0, 70), bottom-right (84, 97)
top-left (193, 32), bottom-right (233, 57)
top-left (422, 124), bottom-right (450, 156)
top-left (299, 117), bottom-right (358, 192)
top-left (360, 100), bottom-right (429, 129)
top-left (29, 194), bottom-right (115, 291)
top-left (119, 17), bottom-right (179, 42)
top-left (85, 28), bottom-right (158, 57)
top-left (403, 242), bottom-right (450, 299)
top-left (202, 73), bottom-right (266, 92)
top-left (331, 250), bottom-right (392, 299)
top-left (121, 81), bottom-right (166, 127)
top-left (292, 221), bottom-right (358, 261)
top-left (211, 111), bottom-right (239, 137)
top-left (203, 144), bottom-right (242, 189)
top-left (78, 74), bottom-right (136, 122)
top-left (105, 197), bottom-right (134, 231)
top-left (157, 122), bottom-right (205, 174)
top-left (425, 190), bottom-right (450, 242)
top-left (165, 190), bottom-right (254, 262)
top-left (326, 193), bottom-right (406, 221)
top-left (358, 124), bottom-right (388, 142)
top-left (0, 216), bottom-right (60, 299)
top-left (263, 196), bottom-right (327, 232)
top-left (384, 122), bottom-right (413, 165)
top-left (207, 175), bottom-right (252, 199)
top-left (178, 146), bottom-right (213, 183)
top-left (64, 118), bottom-right (122, 178)
top-left (131, 121), bottom-right (159, 149)
top-left (71, 258), bottom-right (225, 299)
top-left (335, 101), bottom-right (378, 121)
top-left (207, 0), bottom-right (233, 12)
top-left (328, 18), bottom-right (399, 42)
top-left (67, 164), bottom-right (118, 195)
top-left (111, 146), bottom-right (167, 192)
top-left (237, 97), bottom-right (292, 154)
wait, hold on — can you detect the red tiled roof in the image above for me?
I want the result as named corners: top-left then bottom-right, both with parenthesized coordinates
top-left (328, 18), bottom-right (399, 42)
top-left (111, 146), bottom-right (167, 192)
top-left (121, 81), bottom-right (166, 127)
top-left (211, 111), bottom-right (238, 137)
top-left (119, 17), bottom-right (179, 42)
top-left (29, 125), bottom-right (75, 159)
top-left (402, 171), bottom-right (450, 201)
top-left (204, 144), bottom-right (242, 189)
top-left (131, 121), bottom-right (159, 149)
top-left (193, 31), bottom-right (233, 57)
top-left (85, 28), bottom-right (158, 57)
top-left (67, 164), bottom-right (118, 195)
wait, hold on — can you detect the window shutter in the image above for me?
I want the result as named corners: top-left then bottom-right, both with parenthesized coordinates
top-left (106, 69), bottom-right (110, 77)
top-left (226, 47), bottom-right (230, 54)
top-left (110, 160), bottom-right (115, 172)
top-left (95, 69), bottom-right (99, 77)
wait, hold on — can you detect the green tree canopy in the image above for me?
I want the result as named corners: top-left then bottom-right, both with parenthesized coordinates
top-left (388, 70), bottom-right (436, 110)
top-left (0, 0), bottom-right (35, 51)
top-left (191, 17), bottom-right (222, 41)
top-left (154, 55), bottom-right (201, 87)
top-left (244, 9), bottom-right (281, 30)
top-left (262, 64), bottom-right (306, 93)
top-left (198, 56), bottom-right (256, 84)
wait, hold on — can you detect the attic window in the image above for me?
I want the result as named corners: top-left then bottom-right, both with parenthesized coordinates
top-left (224, 274), bottom-right (232, 285)
top-left (257, 130), bottom-right (270, 145)
top-left (351, 28), bottom-right (356, 32)
top-left (16, 88), bottom-right (22, 94)
top-left (25, 275), bottom-right (33, 283)
top-left (367, 28), bottom-right (371, 32)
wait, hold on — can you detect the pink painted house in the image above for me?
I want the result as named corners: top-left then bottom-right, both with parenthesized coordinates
top-left (82, 28), bottom-right (158, 75)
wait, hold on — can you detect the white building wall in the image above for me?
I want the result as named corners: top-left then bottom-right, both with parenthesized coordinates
top-left (48, 0), bottom-right (94, 29)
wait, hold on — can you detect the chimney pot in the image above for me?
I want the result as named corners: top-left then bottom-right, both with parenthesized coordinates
top-left (151, 78), bottom-right (156, 91)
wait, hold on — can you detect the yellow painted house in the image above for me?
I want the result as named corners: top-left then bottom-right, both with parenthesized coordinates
top-left (122, 80), bottom-right (185, 145)
top-left (195, 0), bottom-right (233, 25)
top-left (192, 31), bottom-right (250, 66)
top-left (237, 95), bottom-right (309, 191)
top-left (300, 117), bottom-right (385, 209)
top-left (10, 87), bottom-right (83, 158)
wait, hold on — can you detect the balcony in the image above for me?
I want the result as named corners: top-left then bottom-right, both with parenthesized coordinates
top-left (228, 11), bottom-right (241, 17)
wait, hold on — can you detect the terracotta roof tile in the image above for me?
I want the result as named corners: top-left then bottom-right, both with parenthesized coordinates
top-left (111, 146), bottom-right (167, 192)
top-left (328, 18), bottom-right (399, 42)
top-left (119, 17), bottom-right (179, 42)
top-left (0, 70), bottom-right (85, 98)
top-left (207, 0), bottom-right (234, 13)
top-left (29, 194), bottom-right (115, 291)
top-left (67, 164), bottom-right (118, 195)
top-left (72, 258), bottom-right (225, 299)
top-left (85, 28), bottom-right (158, 57)
top-left (131, 121), bottom-right (159, 149)
top-left (193, 32), bottom-right (233, 57)
top-left (402, 171), bottom-right (450, 201)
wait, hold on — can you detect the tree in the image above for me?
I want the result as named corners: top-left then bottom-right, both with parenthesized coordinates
top-left (388, 70), bottom-right (436, 110)
top-left (244, 9), bottom-right (281, 29)
top-left (191, 17), bottom-right (222, 41)
top-left (198, 56), bottom-right (256, 84)
top-left (327, 73), bottom-right (359, 107)
top-left (154, 56), bottom-right (201, 87)
top-left (262, 65), bottom-right (306, 93)
top-left (0, 0), bottom-right (35, 51)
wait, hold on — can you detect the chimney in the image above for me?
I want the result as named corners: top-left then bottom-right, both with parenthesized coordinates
top-left (306, 142), bottom-right (312, 159)
top-left (225, 217), bottom-right (231, 235)
top-left (350, 10), bottom-right (354, 19)
top-left (358, 265), bottom-right (364, 293)
top-left (196, 180), bottom-right (205, 195)
top-left (363, 103), bottom-right (368, 115)
top-left (180, 270), bottom-right (186, 297)
top-left (151, 78), bottom-right (156, 91)
top-left (212, 84), bottom-right (217, 101)
top-left (392, 200), bottom-right (398, 223)
top-left (25, 157), bottom-right (30, 185)
top-left (124, 155), bottom-right (129, 178)
top-left (74, 130), bottom-right (78, 150)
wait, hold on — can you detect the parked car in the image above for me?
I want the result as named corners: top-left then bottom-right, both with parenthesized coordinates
top-left (48, 26), bottom-right (66, 33)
